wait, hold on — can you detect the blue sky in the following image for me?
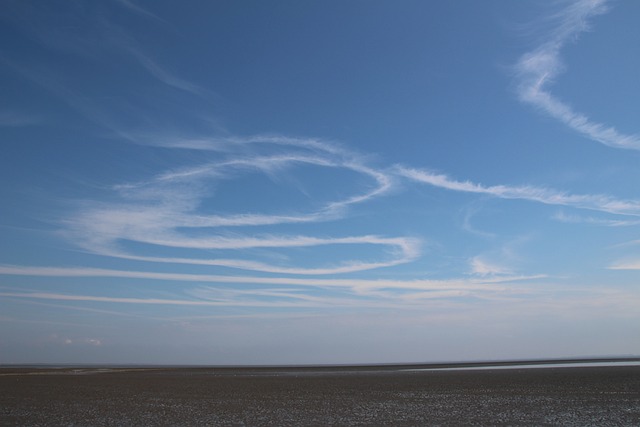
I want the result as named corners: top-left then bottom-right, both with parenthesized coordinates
top-left (1, 0), bottom-right (639, 365)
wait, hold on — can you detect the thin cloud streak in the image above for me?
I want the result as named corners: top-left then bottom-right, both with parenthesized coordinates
top-left (397, 167), bottom-right (640, 216)
top-left (514, 0), bottom-right (640, 150)
top-left (95, 4), bottom-right (208, 98)
top-left (97, 236), bottom-right (420, 276)
top-left (2, 297), bottom-right (163, 320)
top-left (461, 205), bottom-right (497, 239)
top-left (607, 259), bottom-right (640, 270)
top-left (553, 211), bottom-right (640, 227)
top-left (0, 264), bottom-right (544, 292)
top-left (469, 256), bottom-right (513, 277)
top-left (0, 291), bottom-right (327, 308)
top-left (145, 134), bottom-right (351, 157)
top-left (122, 44), bottom-right (206, 97)
top-left (87, 234), bottom-right (421, 275)
top-left (114, 0), bottom-right (170, 26)
top-left (1, 57), bottom-right (128, 134)
top-left (0, 290), bottom-right (511, 310)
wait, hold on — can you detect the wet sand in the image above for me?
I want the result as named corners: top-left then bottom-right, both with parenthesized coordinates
top-left (1, 364), bottom-right (639, 426)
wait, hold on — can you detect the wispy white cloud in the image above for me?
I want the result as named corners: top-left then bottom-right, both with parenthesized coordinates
top-left (3, 297), bottom-right (166, 320)
top-left (461, 204), bottom-right (496, 238)
top-left (553, 211), bottom-right (640, 227)
top-left (0, 291), bottom-right (317, 308)
top-left (0, 288), bottom-right (518, 311)
top-left (469, 256), bottom-right (513, 276)
top-left (114, 0), bottom-right (170, 26)
top-left (96, 236), bottom-right (420, 275)
top-left (514, 0), bottom-right (640, 150)
top-left (397, 166), bottom-right (640, 216)
top-left (121, 43), bottom-right (206, 97)
top-left (607, 258), bottom-right (640, 270)
top-left (54, 133), bottom-right (639, 279)
top-left (0, 264), bottom-right (544, 293)
top-left (0, 266), bottom-right (550, 313)
top-left (1, 58), bottom-right (127, 133)
top-left (60, 137), bottom-right (411, 275)
top-left (100, 11), bottom-right (204, 98)
top-left (3, 0), bottom-right (206, 113)
top-left (467, 234), bottom-right (532, 277)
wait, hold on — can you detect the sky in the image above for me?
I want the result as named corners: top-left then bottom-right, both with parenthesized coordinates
top-left (1, 0), bottom-right (639, 365)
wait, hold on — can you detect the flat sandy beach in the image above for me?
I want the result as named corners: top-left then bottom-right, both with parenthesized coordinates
top-left (1, 364), bottom-right (639, 426)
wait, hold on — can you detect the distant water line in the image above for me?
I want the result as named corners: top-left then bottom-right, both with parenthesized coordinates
top-left (402, 360), bottom-right (640, 372)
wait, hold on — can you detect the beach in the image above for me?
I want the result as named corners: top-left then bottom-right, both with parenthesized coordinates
top-left (1, 364), bottom-right (639, 426)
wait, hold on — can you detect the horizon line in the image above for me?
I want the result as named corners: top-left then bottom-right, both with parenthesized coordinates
top-left (3, 356), bottom-right (639, 371)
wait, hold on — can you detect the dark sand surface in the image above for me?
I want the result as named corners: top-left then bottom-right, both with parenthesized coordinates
top-left (1, 364), bottom-right (639, 426)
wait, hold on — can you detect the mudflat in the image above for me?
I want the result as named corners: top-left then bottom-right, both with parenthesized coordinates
top-left (1, 365), bottom-right (639, 426)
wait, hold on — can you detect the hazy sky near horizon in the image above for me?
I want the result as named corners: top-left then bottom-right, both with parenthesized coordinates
top-left (1, 0), bottom-right (639, 365)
